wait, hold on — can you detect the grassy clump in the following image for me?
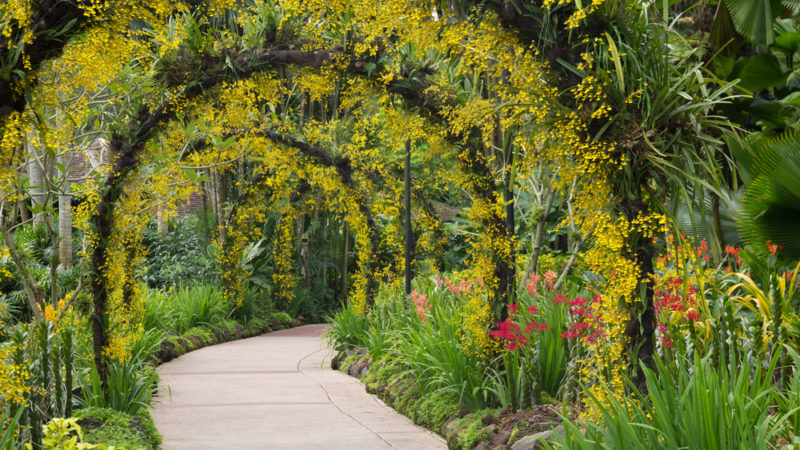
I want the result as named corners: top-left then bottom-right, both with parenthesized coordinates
top-left (75, 407), bottom-right (161, 450)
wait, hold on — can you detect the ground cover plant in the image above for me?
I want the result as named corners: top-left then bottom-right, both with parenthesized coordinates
top-left (3, 0), bottom-right (800, 448)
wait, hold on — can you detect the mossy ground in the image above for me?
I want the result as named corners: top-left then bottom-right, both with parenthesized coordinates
top-left (75, 407), bottom-right (161, 450)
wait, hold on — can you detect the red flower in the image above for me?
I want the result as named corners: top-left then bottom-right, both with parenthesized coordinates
top-left (767, 240), bottom-right (781, 256)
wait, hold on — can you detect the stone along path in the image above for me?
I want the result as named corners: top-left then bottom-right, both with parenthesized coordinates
top-left (152, 324), bottom-right (447, 449)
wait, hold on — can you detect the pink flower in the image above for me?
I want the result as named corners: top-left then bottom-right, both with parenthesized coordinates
top-left (543, 270), bottom-right (557, 290)
top-left (527, 273), bottom-right (541, 296)
top-left (412, 290), bottom-right (430, 323)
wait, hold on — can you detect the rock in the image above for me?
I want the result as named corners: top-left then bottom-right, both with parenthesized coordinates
top-left (347, 358), bottom-right (371, 378)
top-left (492, 446), bottom-right (507, 450)
top-left (510, 425), bottom-right (564, 450)
top-left (480, 424), bottom-right (498, 434)
top-left (489, 430), bottom-right (511, 446)
top-left (474, 442), bottom-right (491, 450)
top-left (330, 352), bottom-right (344, 370)
top-left (443, 417), bottom-right (462, 437)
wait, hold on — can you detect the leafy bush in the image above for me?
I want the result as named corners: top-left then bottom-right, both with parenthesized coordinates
top-left (325, 302), bottom-right (369, 352)
top-left (140, 216), bottom-right (217, 288)
top-left (552, 356), bottom-right (788, 449)
top-left (5, 321), bottom-right (77, 447)
top-left (75, 407), bottom-right (161, 450)
top-left (79, 361), bottom-right (160, 416)
top-left (169, 284), bottom-right (231, 335)
top-left (141, 288), bottom-right (176, 332)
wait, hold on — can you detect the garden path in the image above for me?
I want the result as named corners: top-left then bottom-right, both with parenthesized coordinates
top-left (151, 324), bottom-right (447, 449)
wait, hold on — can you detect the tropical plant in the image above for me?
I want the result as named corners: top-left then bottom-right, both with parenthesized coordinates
top-left (552, 356), bottom-right (789, 449)
top-left (730, 132), bottom-right (800, 258)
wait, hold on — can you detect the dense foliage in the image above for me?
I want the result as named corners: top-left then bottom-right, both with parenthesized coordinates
top-left (2, 0), bottom-right (800, 447)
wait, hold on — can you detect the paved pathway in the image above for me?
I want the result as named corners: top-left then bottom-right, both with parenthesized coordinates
top-left (152, 324), bottom-right (447, 449)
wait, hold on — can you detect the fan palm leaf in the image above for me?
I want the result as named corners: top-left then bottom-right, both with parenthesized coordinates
top-left (736, 132), bottom-right (800, 257)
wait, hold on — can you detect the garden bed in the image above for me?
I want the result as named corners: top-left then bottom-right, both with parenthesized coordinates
top-left (333, 348), bottom-right (565, 450)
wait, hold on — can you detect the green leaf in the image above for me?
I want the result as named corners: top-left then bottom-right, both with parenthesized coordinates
top-left (737, 53), bottom-right (787, 92)
top-left (722, 0), bottom-right (785, 45)
top-left (182, 167), bottom-right (199, 181)
top-left (774, 31), bottom-right (800, 51)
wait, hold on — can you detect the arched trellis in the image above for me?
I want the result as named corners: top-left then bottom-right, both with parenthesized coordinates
top-left (85, 42), bottom-right (377, 387)
top-left (63, 7), bottom-right (520, 390)
top-left (203, 126), bottom-right (449, 313)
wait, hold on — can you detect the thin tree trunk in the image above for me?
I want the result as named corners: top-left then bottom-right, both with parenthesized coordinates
top-left (17, 188), bottom-right (30, 223)
top-left (530, 187), bottom-right (554, 274)
top-left (213, 169), bottom-right (227, 240)
top-left (623, 197), bottom-right (657, 392)
top-left (200, 172), bottom-right (211, 236)
top-left (27, 142), bottom-right (46, 226)
top-left (58, 154), bottom-right (73, 269)
top-left (0, 211), bottom-right (45, 319)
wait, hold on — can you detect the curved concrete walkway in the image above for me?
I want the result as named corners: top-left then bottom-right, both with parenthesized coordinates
top-left (152, 324), bottom-right (446, 449)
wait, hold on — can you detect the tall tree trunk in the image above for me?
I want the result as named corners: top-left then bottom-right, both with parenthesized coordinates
top-left (529, 187), bottom-right (554, 274)
top-left (17, 186), bottom-right (30, 223)
top-left (58, 153), bottom-right (73, 269)
top-left (200, 172), bottom-right (211, 237)
top-left (623, 197), bottom-right (657, 392)
top-left (213, 169), bottom-right (227, 240)
top-left (27, 141), bottom-right (46, 226)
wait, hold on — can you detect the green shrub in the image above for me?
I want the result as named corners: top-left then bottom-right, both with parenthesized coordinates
top-left (75, 407), bottom-right (161, 450)
top-left (232, 286), bottom-right (273, 324)
top-left (389, 286), bottom-right (492, 411)
top-left (141, 288), bottom-right (176, 332)
top-left (270, 311), bottom-right (292, 327)
top-left (412, 389), bottom-right (460, 433)
top-left (170, 284), bottom-right (230, 334)
top-left (552, 356), bottom-right (787, 449)
top-left (325, 302), bottom-right (369, 352)
top-left (140, 216), bottom-right (217, 288)
top-left (78, 362), bottom-right (159, 416)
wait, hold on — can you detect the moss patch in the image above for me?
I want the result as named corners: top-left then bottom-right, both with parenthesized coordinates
top-left (75, 407), bottom-right (161, 450)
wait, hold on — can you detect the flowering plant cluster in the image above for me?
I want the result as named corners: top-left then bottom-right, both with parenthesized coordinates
top-left (411, 289), bottom-right (430, 323)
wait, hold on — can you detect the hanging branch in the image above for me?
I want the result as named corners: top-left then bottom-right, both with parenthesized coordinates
top-left (0, 0), bottom-right (93, 119)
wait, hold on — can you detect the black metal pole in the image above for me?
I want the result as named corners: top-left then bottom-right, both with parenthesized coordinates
top-left (503, 131), bottom-right (516, 303)
top-left (404, 139), bottom-right (413, 297)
